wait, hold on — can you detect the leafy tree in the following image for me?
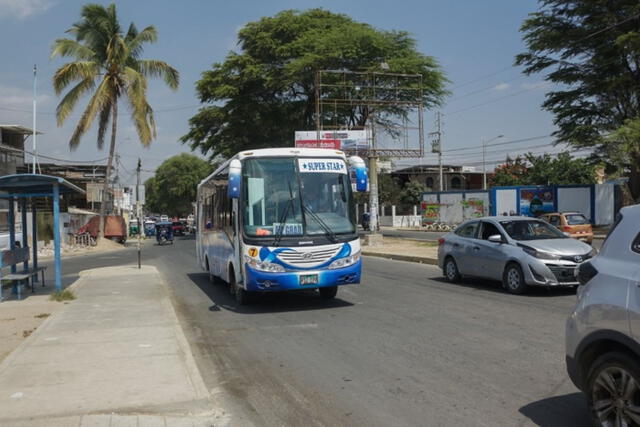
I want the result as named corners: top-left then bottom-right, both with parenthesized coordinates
top-left (490, 156), bottom-right (529, 187)
top-left (144, 154), bottom-right (213, 217)
top-left (489, 152), bottom-right (597, 186)
top-left (51, 3), bottom-right (179, 237)
top-left (515, 0), bottom-right (640, 199)
top-left (399, 180), bottom-right (427, 205)
top-left (182, 9), bottom-right (447, 158)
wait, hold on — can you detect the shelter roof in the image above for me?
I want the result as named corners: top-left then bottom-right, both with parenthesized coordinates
top-left (0, 174), bottom-right (85, 196)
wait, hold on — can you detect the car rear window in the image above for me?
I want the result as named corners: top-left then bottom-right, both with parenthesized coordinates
top-left (455, 221), bottom-right (479, 238)
top-left (565, 214), bottom-right (588, 225)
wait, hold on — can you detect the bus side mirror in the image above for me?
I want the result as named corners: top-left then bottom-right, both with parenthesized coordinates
top-left (228, 159), bottom-right (241, 199)
top-left (349, 156), bottom-right (368, 192)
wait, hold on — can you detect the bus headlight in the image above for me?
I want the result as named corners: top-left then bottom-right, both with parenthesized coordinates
top-left (328, 252), bottom-right (360, 270)
top-left (244, 256), bottom-right (285, 273)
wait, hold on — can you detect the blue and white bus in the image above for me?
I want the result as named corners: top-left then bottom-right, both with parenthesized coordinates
top-left (196, 148), bottom-right (368, 304)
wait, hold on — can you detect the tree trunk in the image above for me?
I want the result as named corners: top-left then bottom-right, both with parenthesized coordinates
top-left (98, 101), bottom-right (118, 240)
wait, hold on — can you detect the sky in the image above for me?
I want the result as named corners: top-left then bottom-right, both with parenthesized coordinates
top-left (0, 0), bottom-right (565, 184)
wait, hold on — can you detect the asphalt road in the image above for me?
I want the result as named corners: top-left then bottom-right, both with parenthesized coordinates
top-left (42, 237), bottom-right (591, 426)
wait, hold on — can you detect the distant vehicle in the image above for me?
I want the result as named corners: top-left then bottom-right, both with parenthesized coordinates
top-left (77, 215), bottom-right (127, 244)
top-left (196, 148), bottom-right (368, 304)
top-left (540, 211), bottom-right (594, 244)
top-left (129, 218), bottom-right (139, 236)
top-left (160, 215), bottom-right (169, 222)
top-left (143, 220), bottom-right (156, 237)
top-left (172, 221), bottom-right (186, 236)
top-left (566, 204), bottom-right (640, 426)
top-left (437, 216), bottom-right (595, 294)
top-left (155, 221), bottom-right (174, 245)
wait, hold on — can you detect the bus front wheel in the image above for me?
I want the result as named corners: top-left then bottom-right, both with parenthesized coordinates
top-left (319, 286), bottom-right (338, 299)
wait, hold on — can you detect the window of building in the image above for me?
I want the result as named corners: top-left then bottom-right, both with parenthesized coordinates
top-left (451, 176), bottom-right (462, 189)
top-left (426, 177), bottom-right (434, 189)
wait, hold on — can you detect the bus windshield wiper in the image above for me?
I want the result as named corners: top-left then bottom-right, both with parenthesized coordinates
top-left (273, 181), bottom-right (295, 247)
top-left (300, 202), bottom-right (337, 243)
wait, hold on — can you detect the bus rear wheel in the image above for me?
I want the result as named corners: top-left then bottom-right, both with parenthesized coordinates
top-left (319, 286), bottom-right (338, 299)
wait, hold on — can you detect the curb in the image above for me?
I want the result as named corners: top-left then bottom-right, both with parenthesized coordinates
top-left (362, 251), bottom-right (438, 265)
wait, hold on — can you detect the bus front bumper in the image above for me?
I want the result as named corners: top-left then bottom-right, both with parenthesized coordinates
top-left (244, 259), bottom-right (361, 291)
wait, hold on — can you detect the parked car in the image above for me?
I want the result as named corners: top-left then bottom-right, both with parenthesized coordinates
top-left (540, 211), bottom-right (594, 244)
top-left (566, 204), bottom-right (640, 426)
top-left (172, 221), bottom-right (186, 236)
top-left (437, 216), bottom-right (595, 294)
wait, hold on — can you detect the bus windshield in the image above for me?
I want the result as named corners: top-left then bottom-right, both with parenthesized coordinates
top-left (242, 157), bottom-right (356, 238)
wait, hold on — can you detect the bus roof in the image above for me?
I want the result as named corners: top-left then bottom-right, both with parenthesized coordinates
top-left (198, 148), bottom-right (349, 190)
top-left (234, 147), bottom-right (347, 161)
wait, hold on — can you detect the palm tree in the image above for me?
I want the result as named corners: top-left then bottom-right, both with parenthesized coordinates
top-left (51, 3), bottom-right (179, 239)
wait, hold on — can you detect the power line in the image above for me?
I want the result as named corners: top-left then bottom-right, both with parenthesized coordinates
top-left (442, 135), bottom-right (552, 153)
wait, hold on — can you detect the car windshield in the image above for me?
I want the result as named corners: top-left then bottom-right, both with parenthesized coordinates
top-left (500, 219), bottom-right (567, 240)
top-left (565, 214), bottom-right (588, 225)
top-left (241, 157), bottom-right (356, 238)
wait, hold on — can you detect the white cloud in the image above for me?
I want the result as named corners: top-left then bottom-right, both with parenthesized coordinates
top-left (492, 83), bottom-right (510, 91)
top-left (0, 0), bottom-right (54, 19)
top-left (521, 81), bottom-right (551, 90)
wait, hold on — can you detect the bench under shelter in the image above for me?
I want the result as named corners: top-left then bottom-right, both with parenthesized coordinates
top-left (0, 174), bottom-right (85, 300)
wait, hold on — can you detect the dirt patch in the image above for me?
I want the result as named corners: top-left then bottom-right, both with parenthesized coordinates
top-left (94, 238), bottom-right (125, 251)
top-left (0, 296), bottom-right (63, 363)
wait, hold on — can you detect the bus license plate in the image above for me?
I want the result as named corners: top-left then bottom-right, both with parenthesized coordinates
top-left (300, 274), bottom-right (318, 285)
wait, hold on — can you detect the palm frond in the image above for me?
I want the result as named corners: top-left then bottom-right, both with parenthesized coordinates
top-left (69, 78), bottom-right (113, 149)
top-left (126, 25), bottom-right (157, 59)
top-left (52, 61), bottom-right (99, 94)
top-left (51, 38), bottom-right (95, 60)
top-left (55, 78), bottom-right (96, 126)
top-left (137, 59), bottom-right (179, 90)
top-left (123, 66), bottom-right (154, 145)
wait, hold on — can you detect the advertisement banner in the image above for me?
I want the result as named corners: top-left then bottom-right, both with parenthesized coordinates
top-left (520, 187), bottom-right (555, 217)
top-left (294, 130), bottom-right (369, 150)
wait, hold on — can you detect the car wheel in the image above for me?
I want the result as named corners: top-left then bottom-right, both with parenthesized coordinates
top-left (444, 257), bottom-right (461, 283)
top-left (586, 351), bottom-right (640, 426)
top-left (319, 286), bottom-right (338, 299)
top-left (503, 263), bottom-right (527, 294)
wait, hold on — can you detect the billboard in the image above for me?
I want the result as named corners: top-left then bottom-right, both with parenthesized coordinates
top-left (520, 187), bottom-right (554, 217)
top-left (294, 130), bottom-right (370, 151)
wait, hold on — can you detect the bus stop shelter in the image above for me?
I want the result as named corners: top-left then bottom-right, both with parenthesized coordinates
top-left (0, 174), bottom-right (85, 293)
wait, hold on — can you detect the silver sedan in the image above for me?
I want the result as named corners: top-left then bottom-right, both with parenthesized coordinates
top-left (437, 216), bottom-right (595, 294)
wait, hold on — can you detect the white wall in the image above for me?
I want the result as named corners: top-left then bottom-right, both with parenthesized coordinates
top-left (557, 187), bottom-right (591, 220)
top-left (495, 189), bottom-right (517, 215)
top-left (439, 193), bottom-right (464, 224)
top-left (595, 184), bottom-right (615, 225)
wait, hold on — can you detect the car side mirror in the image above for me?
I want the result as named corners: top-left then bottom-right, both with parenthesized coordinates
top-left (563, 232), bottom-right (571, 237)
top-left (228, 159), bottom-right (241, 199)
top-left (488, 234), bottom-right (503, 243)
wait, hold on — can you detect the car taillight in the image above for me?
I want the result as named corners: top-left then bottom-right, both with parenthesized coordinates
top-left (438, 238), bottom-right (445, 246)
top-left (577, 261), bottom-right (598, 286)
top-left (563, 226), bottom-right (572, 232)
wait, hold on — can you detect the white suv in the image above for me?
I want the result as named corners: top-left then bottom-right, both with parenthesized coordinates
top-left (566, 204), bottom-right (640, 425)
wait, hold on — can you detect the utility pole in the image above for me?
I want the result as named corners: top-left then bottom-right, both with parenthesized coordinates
top-left (429, 112), bottom-right (443, 191)
top-left (32, 65), bottom-right (37, 174)
top-left (136, 158), bottom-right (142, 269)
top-left (368, 112), bottom-right (379, 233)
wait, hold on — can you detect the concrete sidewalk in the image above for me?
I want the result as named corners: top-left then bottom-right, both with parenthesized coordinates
top-left (0, 265), bottom-right (226, 427)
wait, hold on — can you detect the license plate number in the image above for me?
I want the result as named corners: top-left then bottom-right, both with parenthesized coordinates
top-left (300, 274), bottom-right (318, 285)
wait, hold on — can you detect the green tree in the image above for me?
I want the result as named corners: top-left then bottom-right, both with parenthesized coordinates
top-left (515, 0), bottom-right (640, 199)
top-left (51, 3), bottom-right (179, 237)
top-left (399, 180), bottom-right (427, 205)
top-left (145, 154), bottom-right (213, 217)
top-left (489, 152), bottom-right (597, 187)
top-left (182, 9), bottom-right (447, 158)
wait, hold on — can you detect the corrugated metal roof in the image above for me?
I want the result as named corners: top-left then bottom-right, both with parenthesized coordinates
top-left (0, 125), bottom-right (43, 135)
